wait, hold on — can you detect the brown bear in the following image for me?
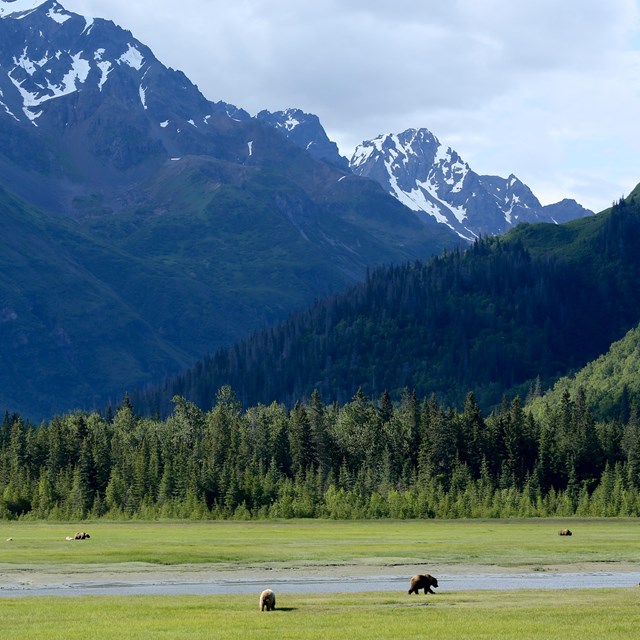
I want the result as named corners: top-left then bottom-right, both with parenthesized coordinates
top-left (259, 589), bottom-right (276, 611)
top-left (558, 529), bottom-right (572, 536)
top-left (408, 574), bottom-right (439, 595)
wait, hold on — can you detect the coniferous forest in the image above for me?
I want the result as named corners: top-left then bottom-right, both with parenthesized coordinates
top-left (132, 196), bottom-right (640, 417)
top-left (3, 197), bottom-right (640, 522)
top-left (2, 384), bottom-right (640, 521)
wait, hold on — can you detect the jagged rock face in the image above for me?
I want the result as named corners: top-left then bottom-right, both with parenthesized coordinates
top-left (349, 128), bottom-right (593, 240)
top-left (256, 108), bottom-right (350, 171)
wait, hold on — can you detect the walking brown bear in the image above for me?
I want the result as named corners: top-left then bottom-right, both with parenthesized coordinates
top-left (408, 574), bottom-right (439, 595)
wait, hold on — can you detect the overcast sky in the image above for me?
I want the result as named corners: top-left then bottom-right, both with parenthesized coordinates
top-left (63, 0), bottom-right (640, 212)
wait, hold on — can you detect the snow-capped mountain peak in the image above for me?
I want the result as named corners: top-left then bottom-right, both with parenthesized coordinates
top-left (257, 113), bottom-right (592, 240)
top-left (1, 2), bottom-right (593, 241)
top-left (350, 129), bottom-right (479, 238)
top-left (1, 2), bottom-right (148, 124)
top-left (0, 0), bottom-right (258, 204)
top-left (350, 128), bottom-right (592, 239)
top-left (0, 0), bottom-right (250, 134)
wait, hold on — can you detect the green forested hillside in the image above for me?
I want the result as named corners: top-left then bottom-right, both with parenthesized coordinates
top-left (528, 323), bottom-right (640, 422)
top-left (6, 193), bottom-right (640, 521)
top-left (133, 192), bottom-right (640, 416)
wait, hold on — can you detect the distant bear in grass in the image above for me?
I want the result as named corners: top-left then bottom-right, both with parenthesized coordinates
top-left (558, 529), bottom-right (572, 536)
top-left (260, 589), bottom-right (276, 611)
top-left (408, 574), bottom-right (439, 595)
top-left (74, 532), bottom-right (90, 540)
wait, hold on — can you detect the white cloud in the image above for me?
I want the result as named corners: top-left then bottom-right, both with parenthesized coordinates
top-left (62, 0), bottom-right (640, 211)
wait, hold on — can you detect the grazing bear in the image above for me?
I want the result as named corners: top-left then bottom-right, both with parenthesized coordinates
top-left (558, 529), bottom-right (572, 536)
top-left (408, 574), bottom-right (439, 595)
top-left (260, 589), bottom-right (276, 611)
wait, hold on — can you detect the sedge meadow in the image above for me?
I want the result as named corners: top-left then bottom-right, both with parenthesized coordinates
top-left (1, 519), bottom-right (638, 639)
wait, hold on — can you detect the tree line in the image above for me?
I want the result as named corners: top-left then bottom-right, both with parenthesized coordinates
top-left (2, 385), bottom-right (639, 520)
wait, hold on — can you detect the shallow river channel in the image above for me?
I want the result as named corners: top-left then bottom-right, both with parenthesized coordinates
top-left (2, 571), bottom-right (639, 598)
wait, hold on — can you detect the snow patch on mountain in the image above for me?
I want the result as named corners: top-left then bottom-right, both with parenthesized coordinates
top-left (0, 97), bottom-right (19, 120)
top-left (9, 49), bottom-right (90, 119)
top-left (13, 48), bottom-right (45, 75)
top-left (81, 16), bottom-right (93, 34)
top-left (46, 4), bottom-right (69, 23)
top-left (94, 49), bottom-right (112, 90)
top-left (118, 44), bottom-right (144, 70)
top-left (350, 143), bottom-right (374, 167)
top-left (0, 0), bottom-right (49, 18)
top-left (282, 111), bottom-right (301, 131)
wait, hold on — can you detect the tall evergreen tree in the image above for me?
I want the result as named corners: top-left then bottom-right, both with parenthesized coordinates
top-left (289, 403), bottom-right (315, 472)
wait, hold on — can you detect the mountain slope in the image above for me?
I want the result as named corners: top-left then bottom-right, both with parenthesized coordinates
top-left (131, 190), bottom-right (640, 416)
top-left (527, 322), bottom-right (640, 422)
top-left (0, 185), bottom-right (196, 417)
top-left (0, 1), bottom-right (462, 418)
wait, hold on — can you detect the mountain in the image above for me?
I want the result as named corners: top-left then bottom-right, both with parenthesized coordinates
top-left (131, 190), bottom-right (640, 416)
top-left (0, 0), bottom-right (252, 211)
top-left (349, 129), bottom-right (593, 240)
top-left (256, 119), bottom-right (593, 240)
top-left (0, 1), bottom-right (462, 419)
top-left (256, 108), bottom-right (349, 171)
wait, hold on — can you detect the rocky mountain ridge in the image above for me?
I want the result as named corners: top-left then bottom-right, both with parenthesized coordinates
top-left (259, 113), bottom-right (593, 239)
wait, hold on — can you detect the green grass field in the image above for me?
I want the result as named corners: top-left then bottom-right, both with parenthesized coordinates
top-left (1, 518), bottom-right (639, 568)
top-left (1, 590), bottom-right (638, 640)
top-left (1, 519), bottom-right (638, 639)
